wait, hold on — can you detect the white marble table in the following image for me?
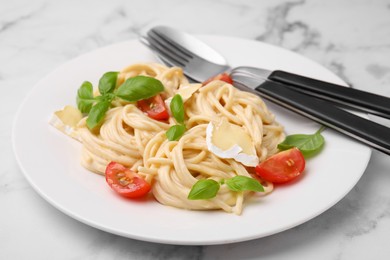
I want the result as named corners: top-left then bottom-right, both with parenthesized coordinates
top-left (2, 0), bottom-right (390, 259)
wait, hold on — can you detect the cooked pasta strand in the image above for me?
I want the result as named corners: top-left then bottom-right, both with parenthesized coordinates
top-left (65, 63), bottom-right (284, 215)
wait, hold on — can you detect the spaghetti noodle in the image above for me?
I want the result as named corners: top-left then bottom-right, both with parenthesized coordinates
top-left (55, 62), bottom-right (285, 215)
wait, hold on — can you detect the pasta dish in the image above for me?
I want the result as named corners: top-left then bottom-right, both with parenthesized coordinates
top-left (51, 62), bottom-right (286, 215)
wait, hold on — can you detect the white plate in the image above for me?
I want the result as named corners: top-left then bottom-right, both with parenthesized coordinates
top-left (12, 36), bottom-right (371, 245)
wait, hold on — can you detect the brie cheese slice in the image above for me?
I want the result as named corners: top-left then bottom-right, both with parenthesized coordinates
top-left (49, 105), bottom-right (83, 141)
top-left (206, 118), bottom-right (259, 167)
top-left (165, 84), bottom-right (202, 111)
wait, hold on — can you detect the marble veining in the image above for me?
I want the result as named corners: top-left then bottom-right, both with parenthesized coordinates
top-left (2, 0), bottom-right (390, 259)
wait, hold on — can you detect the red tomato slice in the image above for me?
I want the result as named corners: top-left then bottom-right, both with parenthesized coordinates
top-left (255, 148), bottom-right (305, 184)
top-left (105, 162), bottom-right (151, 198)
top-left (202, 72), bottom-right (233, 86)
top-left (137, 94), bottom-right (169, 120)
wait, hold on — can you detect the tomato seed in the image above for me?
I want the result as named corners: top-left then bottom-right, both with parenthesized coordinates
top-left (117, 173), bottom-right (125, 178)
top-left (119, 177), bottom-right (130, 186)
top-left (286, 159), bottom-right (295, 167)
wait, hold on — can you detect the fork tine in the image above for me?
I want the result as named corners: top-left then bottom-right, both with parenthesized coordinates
top-left (145, 34), bottom-right (188, 67)
top-left (148, 30), bottom-right (195, 65)
top-left (149, 29), bottom-right (194, 59)
top-left (143, 40), bottom-right (180, 68)
top-left (147, 33), bottom-right (190, 66)
top-left (142, 27), bottom-right (229, 82)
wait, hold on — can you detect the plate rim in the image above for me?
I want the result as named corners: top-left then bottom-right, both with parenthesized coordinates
top-left (12, 35), bottom-right (372, 245)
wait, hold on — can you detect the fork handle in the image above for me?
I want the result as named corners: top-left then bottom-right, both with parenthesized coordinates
top-left (255, 80), bottom-right (390, 155)
top-left (269, 70), bottom-right (390, 119)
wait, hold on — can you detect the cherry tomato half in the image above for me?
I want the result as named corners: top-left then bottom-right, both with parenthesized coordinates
top-left (255, 148), bottom-right (305, 184)
top-left (137, 94), bottom-right (169, 120)
top-left (202, 72), bottom-right (234, 86)
top-left (105, 162), bottom-right (151, 198)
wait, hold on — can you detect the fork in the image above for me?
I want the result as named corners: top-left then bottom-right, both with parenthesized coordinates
top-left (140, 30), bottom-right (229, 81)
top-left (143, 27), bottom-right (390, 117)
top-left (141, 27), bottom-right (390, 155)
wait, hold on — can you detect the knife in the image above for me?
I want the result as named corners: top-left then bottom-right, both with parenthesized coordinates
top-left (231, 73), bottom-right (390, 156)
top-left (232, 66), bottom-right (390, 119)
top-left (143, 25), bottom-right (390, 155)
top-left (145, 25), bottom-right (390, 119)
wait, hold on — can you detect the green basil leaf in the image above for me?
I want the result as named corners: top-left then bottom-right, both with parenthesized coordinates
top-left (77, 99), bottom-right (94, 114)
top-left (278, 127), bottom-right (325, 157)
top-left (166, 125), bottom-right (186, 141)
top-left (77, 81), bottom-right (95, 113)
top-left (188, 179), bottom-right (220, 200)
top-left (98, 71), bottom-right (118, 95)
top-left (86, 100), bottom-right (110, 129)
top-left (226, 176), bottom-right (264, 192)
top-left (115, 75), bottom-right (164, 102)
top-left (170, 94), bottom-right (184, 124)
top-left (95, 93), bottom-right (116, 103)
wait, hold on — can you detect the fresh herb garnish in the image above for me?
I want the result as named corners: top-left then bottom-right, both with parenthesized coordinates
top-left (187, 179), bottom-right (220, 200)
top-left (98, 72), bottom-right (119, 95)
top-left (188, 176), bottom-right (264, 200)
top-left (277, 126), bottom-right (325, 157)
top-left (76, 81), bottom-right (95, 114)
top-left (226, 176), bottom-right (264, 192)
top-left (116, 76), bottom-right (164, 102)
top-left (166, 94), bottom-right (186, 141)
top-left (166, 125), bottom-right (186, 141)
top-left (76, 73), bottom-right (165, 129)
top-left (170, 94), bottom-right (185, 124)
top-left (86, 100), bottom-right (110, 129)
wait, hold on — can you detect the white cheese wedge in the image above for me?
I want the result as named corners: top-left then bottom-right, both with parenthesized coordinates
top-left (165, 84), bottom-right (202, 112)
top-left (49, 105), bottom-right (83, 141)
top-left (206, 118), bottom-right (259, 167)
top-left (176, 84), bottom-right (202, 102)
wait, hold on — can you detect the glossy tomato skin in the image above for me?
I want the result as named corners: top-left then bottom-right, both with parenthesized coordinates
top-left (203, 72), bottom-right (233, 85)
top-left (105, 162), bottom-right (151, 198)
top-left (137, 94), bottom-right (169, 120)
top-left (255, 148), bottom-right (305, 184)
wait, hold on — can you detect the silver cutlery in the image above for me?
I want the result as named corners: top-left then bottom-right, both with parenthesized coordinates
top-left (141, 26), bottom-right (390, 155)
top-left (142, 26), bottom-right (390, 118)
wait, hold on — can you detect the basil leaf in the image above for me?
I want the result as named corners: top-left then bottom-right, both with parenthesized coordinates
top-left (115, 76), bottom-right (164, 102)
top-left (226, 176), bottom-right (264, 192)
top-left (86, 100), bottom-right (110, 129)
top-left (95, 93), bottom-right (116, 103)
top-left (98, 71), bottom-right (118, 95)
top-left (188, 179), bottom-right (220, 200)
top-left (166, 125), bottom-right (186, 141)
top-left (170, 94), bottom-right (184, 124)
top-left (77, 81), bottom-right (95, 113)
top-left (278, 127), bottom-right (325, 157)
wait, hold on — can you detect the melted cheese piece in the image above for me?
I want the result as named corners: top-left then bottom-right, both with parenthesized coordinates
top-left (176, 84), bottom-right (202, 102)
top-left (165, 84), bottom-right (202, 111)
top-left (49, 105), bottom-right (83, 141)
top-left (206, 118), bottom-right (259, 167)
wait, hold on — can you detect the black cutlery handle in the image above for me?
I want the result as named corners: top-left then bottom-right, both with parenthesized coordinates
top-left (255, 81), bottom-right (390, 155)
top-left (269, 70), bottom-right (390, 119)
